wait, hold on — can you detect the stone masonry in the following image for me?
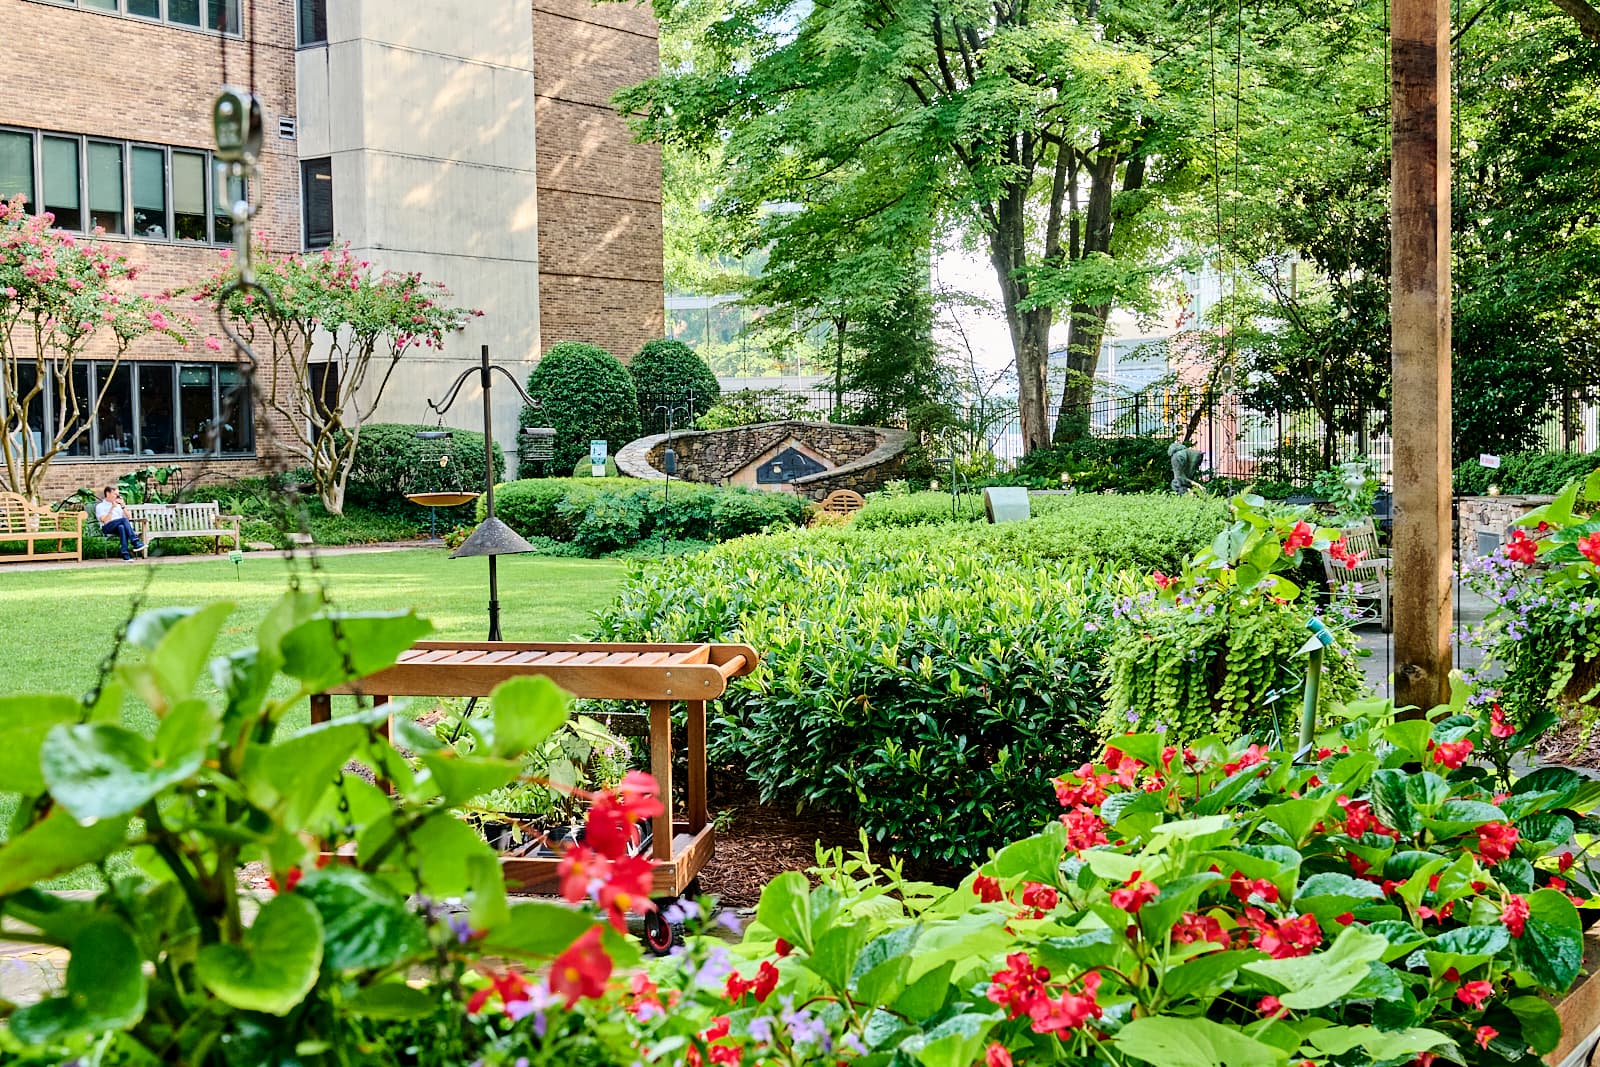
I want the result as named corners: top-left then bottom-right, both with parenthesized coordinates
top-left (615, 421), bottom-right (913, 500)
top-left (532, 0), bottom-right (664, 361)
top-left (1, 0), bottom-right (301, 501)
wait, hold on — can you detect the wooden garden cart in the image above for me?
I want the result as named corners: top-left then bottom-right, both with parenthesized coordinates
top-left (310, 640), bottom-right (756, 950)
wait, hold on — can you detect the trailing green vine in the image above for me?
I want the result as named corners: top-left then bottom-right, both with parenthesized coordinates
top-left (1103, 494), bottom-right (1365, 741)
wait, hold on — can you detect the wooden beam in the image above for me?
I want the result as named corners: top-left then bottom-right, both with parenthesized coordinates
top-left (1391, 0), bottom-right (1454, 712)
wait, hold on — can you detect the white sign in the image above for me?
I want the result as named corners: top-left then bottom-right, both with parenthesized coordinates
top-left (1478, 453), bottom-right (1501, 469)
top-left (590, 440), bottom-right (607, 478)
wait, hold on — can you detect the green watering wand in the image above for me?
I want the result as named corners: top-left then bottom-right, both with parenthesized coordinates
top-left (1295, 617), bottom-right (1336, 759)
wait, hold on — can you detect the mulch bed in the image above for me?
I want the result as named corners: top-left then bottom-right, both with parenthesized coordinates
top-left (1537, 716), bottom-right (1600, 772)
top-left (692, 783), bottom-right (876, 909)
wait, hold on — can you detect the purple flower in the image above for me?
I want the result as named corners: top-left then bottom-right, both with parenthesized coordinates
top-left (715, 909), bottom-right (744, 935)
top-left (749, 1016), bottom-right (775, 1043)
top-left (445, 913), bottom-right (474, 945)
top-left (691, 945), bottom-right (734, 989)
top-left (663, 898), bottom-right (701, 925)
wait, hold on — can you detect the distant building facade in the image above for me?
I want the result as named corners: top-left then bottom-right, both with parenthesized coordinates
top-left (1, 0), bottom-right (663, 496)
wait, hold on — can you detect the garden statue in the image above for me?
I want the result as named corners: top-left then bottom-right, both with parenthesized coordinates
top-left (1168, 440), bottom-right (1202, 492)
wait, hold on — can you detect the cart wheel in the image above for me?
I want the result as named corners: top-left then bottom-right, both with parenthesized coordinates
top-left (642, 905), bottom-right (682, 956)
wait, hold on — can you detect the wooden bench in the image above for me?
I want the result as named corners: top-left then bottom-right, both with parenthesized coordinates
top-left (125, 502), bottom-right (242, 554)
top-left (0, 492), bottom-right (83, 564)
top-left (818, 489), bottom-right (865, 517)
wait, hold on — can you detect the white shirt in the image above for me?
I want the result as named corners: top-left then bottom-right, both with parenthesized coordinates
top-left (95, 499), bottom-right (126, 524)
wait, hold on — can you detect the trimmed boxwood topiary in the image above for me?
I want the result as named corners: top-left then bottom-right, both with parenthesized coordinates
top-left (521, 342), bottom-right (642, 472)
top-left (630, 339), bottom-right (721, 434)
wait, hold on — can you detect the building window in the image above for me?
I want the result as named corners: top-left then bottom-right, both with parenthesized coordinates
top-left (0, 128), bottom-right (238, 246)
top-left (131, 146), bottom-right (167, 238)
top-left (301, 157), bottom-right (333, 249)
top-left (47, 0), bottom-right (240, 33)
top-left (41, 136), bottom-right (82, 231)
top-left (5, 361), bottom-right (255, 460)
top-left (171, 151), bottom-right (207, 241)
top-left (0, 130), bottom-right (35, 207)
top-left (86, 141), bottom-right (125, 235)
top-left (297, 0), bottom-right (326, 45)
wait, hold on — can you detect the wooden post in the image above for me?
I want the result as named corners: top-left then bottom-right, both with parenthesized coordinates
top-left (648, 701), bottom-right (673, 862)
top-left (1391, 0), bottom-right (1453, 712)
top-left (686, 700), bottom-right (708, 833)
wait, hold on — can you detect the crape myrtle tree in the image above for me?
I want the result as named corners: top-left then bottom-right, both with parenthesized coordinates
top-left (0, 196), bottom-right (191, 500)
top-left (618, 0), bottom-right (1211, 453)
top-left (198, 242), bottom-right (476, 515)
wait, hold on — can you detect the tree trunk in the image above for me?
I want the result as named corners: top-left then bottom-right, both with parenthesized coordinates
top-left (1054, 302), bottom-right (1111, 441)
top-left (1051, 152), bottom-right (1127, 442)
top-left (991, 191), bottom-right (1053, 454)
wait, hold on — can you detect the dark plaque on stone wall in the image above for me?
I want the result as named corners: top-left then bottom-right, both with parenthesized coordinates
top-left (756, 447), bottom-right (828, 484)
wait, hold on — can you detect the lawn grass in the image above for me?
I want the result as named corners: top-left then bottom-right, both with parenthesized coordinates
top-left (0, 548), bottom-right (627, 887)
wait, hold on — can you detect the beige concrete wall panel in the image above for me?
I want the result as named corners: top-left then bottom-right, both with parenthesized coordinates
top-left (294, 47), bottom-right (335, 157)
top-left (351, 42), bottom-right (538, 170)
top-left (343, 0), bottom-right (536, 72)
top-left (355, 152), bottom-right (539, 262)
top-left (532, 98), bottom-right (658, 198)
top-left (531, 9), bottom-right (659, 108)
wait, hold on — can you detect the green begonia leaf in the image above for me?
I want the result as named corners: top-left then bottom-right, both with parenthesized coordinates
top-left (1113, 1016), bottom-right (1288, 1067)
top-left (0, 694), bottom-right (81, 796)
top-left (1243, 927), bottom-right (1388, 1009)
top-left (345, 982), bottom-right (437, 1020)
top-left (7, 915), bottom-right (146, 1045)
top-left (1518, 889), bottom-right (1584, 990)
top-left (41, 722), bottom-right (204, 821)
top-left (485, 675), bottom-right (571, 758)
top-left (196, 893), bottom-right (324, 1016)
top-left (479, 901), bottom-right (600, 959)
top-left (1509, 994), bottom-right (1562, 1054)
top-left (278, 611), bottom-right (432, 692)
top-left (301, 867), bottom-right (428, 971)
top-left (0, 808), bottom-right (129, 896)
top-left (1304, 1026), bottom-right (1451, 1060)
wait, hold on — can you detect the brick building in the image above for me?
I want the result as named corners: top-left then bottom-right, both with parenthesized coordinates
top-left (1, 0), bottom-right (663, 499)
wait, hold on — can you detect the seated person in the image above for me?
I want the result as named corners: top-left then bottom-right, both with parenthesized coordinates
top-left (94, 486), bottom-right (145, 561)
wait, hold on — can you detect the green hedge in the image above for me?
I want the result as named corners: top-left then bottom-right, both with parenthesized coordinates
top-left (343, 423), bottom-right (504, 514)
top-left (853, 490), bottom-right (986, 528)
top-left (592, 539), bottom-right (1111, 867)
top-left (591, 494), bottom-right (1232, 867)
top-left (486, 478), bottom-right (808, 555)
top-left (520, 342), bottom-right (642, 473)
top-left (999, 436), bottom-right (1175, 492)
top-left (1454, 449), bottom-right (1600, 497)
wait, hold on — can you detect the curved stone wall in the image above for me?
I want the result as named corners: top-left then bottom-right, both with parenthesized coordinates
top-left (614, 420), bottom-right (913, 500)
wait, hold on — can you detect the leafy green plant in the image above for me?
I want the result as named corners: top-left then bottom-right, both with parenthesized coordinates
top-left (488, 478), bottom-right (807, 556)
top-left (342, 423), bottom-right (504, 514)
top-left (1312, 456), bottom-right (1380, 523)
top-left (631, 338), bottom-right (721, 433)
top-left (1104, 494), bottom-right (1365, 740)
top-left (520, 342), bottom-right (642, 472)
top-left (693, 388), bottom-right (820, 430)
top-left (0, 599), bottom-right (654, 1065)
top-left (1000, 436), bottom-right (1175, 492)
top-left (854, 489), bottom-right (986, 527)
top-left (1454, 449), bottom-right (1600, 498)
top-left (440, 689), bottom-right (1593, 1067)
top-left (1462, 468), bottom-right (1600, 728)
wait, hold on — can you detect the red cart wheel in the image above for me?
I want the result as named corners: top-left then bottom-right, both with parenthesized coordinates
top-left (643, 905), bottom-right (681, 956)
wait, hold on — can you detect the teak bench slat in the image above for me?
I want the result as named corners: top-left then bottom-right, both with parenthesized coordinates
top-left (312, 640), bottom-right (757, 896)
